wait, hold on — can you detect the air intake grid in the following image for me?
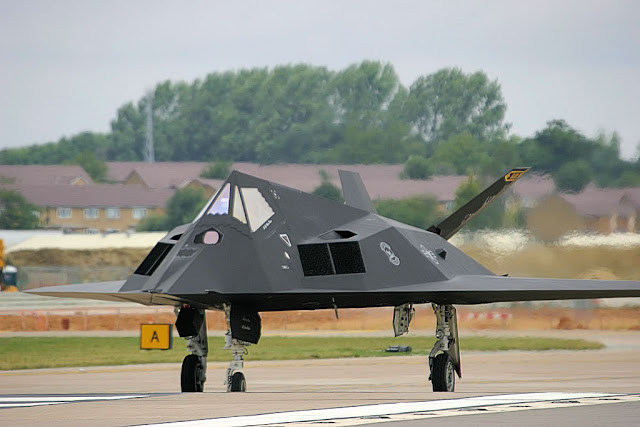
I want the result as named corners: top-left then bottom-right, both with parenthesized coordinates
top-left (298, 242), bottom-right (365, 276)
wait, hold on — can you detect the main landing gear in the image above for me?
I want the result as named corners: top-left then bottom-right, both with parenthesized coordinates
top-left (177, 308), bottom-right (208, 392)
top-left (428, 303), bottom-right (461, 392)
top-left (175, 304), bottom-right (261, 393)
top-left (394, 303), bottom-right (461, 392)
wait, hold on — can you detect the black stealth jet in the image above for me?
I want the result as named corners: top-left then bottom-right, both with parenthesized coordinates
top-left (30, 168), bottom-right (640, 392)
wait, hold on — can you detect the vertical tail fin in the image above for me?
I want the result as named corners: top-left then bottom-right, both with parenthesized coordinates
top-left (339, 170), bottom-right (377, 214)
top-left (428, 168), bottom-right (530, 240)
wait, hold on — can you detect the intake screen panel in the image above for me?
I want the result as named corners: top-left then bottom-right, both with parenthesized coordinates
top-left (298, 244), bottom-right (333, 276)
top-left (134, 242), bottom-right (173, 276)
top-left (329, 242), bottom-right (365, 274)
top-left (299, 242), bottom-right (365, 276)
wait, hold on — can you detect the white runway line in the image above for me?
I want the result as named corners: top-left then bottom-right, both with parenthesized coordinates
top-left (142, 392), bottom-right (630, 427)
top-left (0, 394), bottom-right (148, 409)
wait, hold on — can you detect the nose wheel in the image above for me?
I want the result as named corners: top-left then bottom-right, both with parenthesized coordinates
top-left (229, 371), bottom-right (247, 392)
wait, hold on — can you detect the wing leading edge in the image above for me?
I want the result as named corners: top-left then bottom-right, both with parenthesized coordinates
top-left (25, 281), bottom-right (186, 306)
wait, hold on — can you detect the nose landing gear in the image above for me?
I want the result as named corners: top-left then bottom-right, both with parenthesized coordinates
top-left (224, 329), bottom-right (249, 392)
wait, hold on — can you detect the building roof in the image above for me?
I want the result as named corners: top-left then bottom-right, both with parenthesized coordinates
top-left (561, 186), bottom-right (640, 217)
top-left (106, 162), bottom-right (558, 202)
top-left (108, 162), bottom-right (208, 188)
top-left (0, 165), bottom-right (93, 185)
top-left (0, 184), bottom-right (173, 208)
top-left (510, 173), bottom-right (555, 201)
top-left (106, 162), bottom-right (475, 201)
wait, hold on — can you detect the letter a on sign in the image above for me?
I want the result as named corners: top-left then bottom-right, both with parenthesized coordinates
top-left (140, 324), bottom-right (173, 350)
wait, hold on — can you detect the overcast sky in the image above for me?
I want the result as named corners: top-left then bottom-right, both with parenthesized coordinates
top-left (1, 0), bottom-right (639, 158)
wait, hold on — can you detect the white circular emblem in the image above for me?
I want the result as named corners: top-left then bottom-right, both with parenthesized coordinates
top-left (380, 242), bottom-right (400, 266)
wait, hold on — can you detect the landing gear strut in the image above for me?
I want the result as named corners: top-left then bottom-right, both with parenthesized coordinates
top-left (177, 308), bottom-right (208, 392)
top-left (429, 303), bottom-right (460, 392)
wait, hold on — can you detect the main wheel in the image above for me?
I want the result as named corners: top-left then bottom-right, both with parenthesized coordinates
top-left (181, 354), bottom-right (204, 392)
top-left (431, 353), bottom-right (455, 392)
top-left (230, 371), bottom-right (246, 392)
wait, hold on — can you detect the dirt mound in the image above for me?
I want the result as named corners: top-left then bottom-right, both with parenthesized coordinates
top-left (462, 245), bottom-right (640, 281)
top-left (578, 268), bottom-right (619, 280)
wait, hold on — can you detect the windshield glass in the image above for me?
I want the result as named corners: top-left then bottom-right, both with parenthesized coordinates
top-left (232, 186), bottom-right (247, 224)
top-left (207, 183), bottom-right (230, 216)
top-left (241, 187), bottom-right (275, 232)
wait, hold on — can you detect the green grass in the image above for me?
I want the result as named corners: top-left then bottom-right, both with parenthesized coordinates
top-left (0, 336), bottom-right (604, 370)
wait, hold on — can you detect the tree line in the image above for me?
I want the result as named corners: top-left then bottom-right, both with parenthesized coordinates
top-left (1, 61), bottom-right (639, 192)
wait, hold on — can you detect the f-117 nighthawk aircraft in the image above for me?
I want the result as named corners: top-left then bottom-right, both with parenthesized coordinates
top-left (30, 168), bottom-right (640, 393)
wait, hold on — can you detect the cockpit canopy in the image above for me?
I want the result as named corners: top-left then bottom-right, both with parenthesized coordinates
top-left (194, 183), bottom-right (275, 232)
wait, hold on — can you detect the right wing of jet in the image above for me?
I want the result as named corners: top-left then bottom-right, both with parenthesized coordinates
top-left (428, 168), bottom-right (530, 240)
top-left (25, 280), bottom-right (188, 306)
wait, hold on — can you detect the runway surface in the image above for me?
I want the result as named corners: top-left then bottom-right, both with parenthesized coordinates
top-left (1, 331), bottom-right (639, 426)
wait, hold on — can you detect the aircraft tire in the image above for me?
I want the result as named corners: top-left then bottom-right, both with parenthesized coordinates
top-left (230, 371), bottom-right (247, 392)
top-left (181, 354), bottom-right (204, 392)
top-left (431, 353), bottom-right (455, 392)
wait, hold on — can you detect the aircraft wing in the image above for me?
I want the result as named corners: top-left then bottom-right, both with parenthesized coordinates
top-left (385, 275), bottom-right (640, 305)
top-left (25, 281), bottom-right (187, 306)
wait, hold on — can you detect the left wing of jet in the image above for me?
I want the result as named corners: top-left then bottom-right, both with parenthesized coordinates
top-left (383, 274), bottom-right (640, 305)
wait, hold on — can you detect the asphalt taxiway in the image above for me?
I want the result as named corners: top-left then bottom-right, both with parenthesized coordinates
top-left (1, 331), bottom-right (639, 426)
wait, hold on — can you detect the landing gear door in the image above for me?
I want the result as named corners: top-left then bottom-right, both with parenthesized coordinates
top-left (449, 306), bottom-right (461, 378)
top-left (393, 303), bottom-right (414, 337)
top-left (229, 305), bottom-right (262, 344)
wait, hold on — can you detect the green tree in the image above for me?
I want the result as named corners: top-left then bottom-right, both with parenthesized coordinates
top-left (402, 68), bottom-right (509, 147)
top-left (138, 187), bottom-right (209, 231)
top-left (136, 213), bottom-right (169, 232)
top-left (200, 161), bottom-right (232, 179)
top-left (166, 187), bottom-right (208, 228)
top-left (402, 155), bottom-right (433, 179)
top-left (519, 120), bottom-right (595, 174)
top-left (312, 170), bottom-right (343, 203)
top-left (431, 133), bottom-right (491, 175)
top-left (70, 151), bottom-right (107, 182)
top-left (454, 171), bottom-right (504, 230)
top-left (329, 61), bottom-right (400, 126)
top-left (0, 132), bottom-right (110, 165)
top-left (253, 65), bottom-right (335, 164)
top-left (554, 160), bottom-right (592, 192)
top-left (613, 171), bottom-right (640, 187)
top-left (480, 135), bottom-right (522, 175)
top-left (375, 196), bottom-right (440, 229)
top-left (322, 120), bottom-right (424, 164)
top-left (108, 102), bottom-right (145, 161)
top-left (590, 131), bottom-right (625, 187)
top-left (0, 190), bottom-right (40, 229)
